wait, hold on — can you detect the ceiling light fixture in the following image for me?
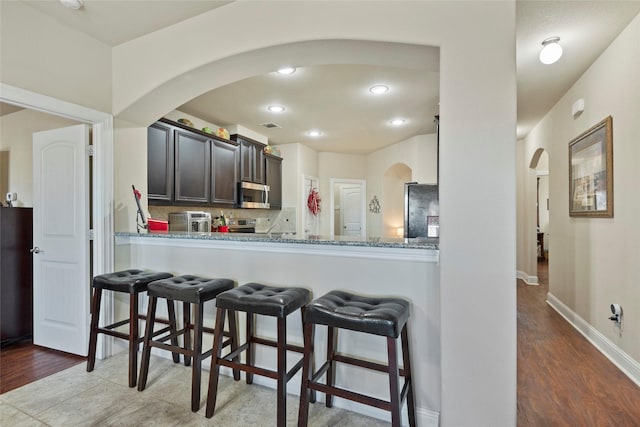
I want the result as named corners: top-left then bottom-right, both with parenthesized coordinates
top-left (60, 0), bottom-right (84, 10)
top-left (307, 130), bottom-right (322, 137)
top-left (369, 85), bottom-right (389, 95)
top-left (277, 67), bottom-right (296, 75)
top-left (539, 36), bottom-right (563, 65)
top-left (390, 119), bottom-right (406, 126)
top-left (267, 105), bottom-right (285, 113)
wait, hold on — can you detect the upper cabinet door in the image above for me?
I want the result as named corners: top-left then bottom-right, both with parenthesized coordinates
top-left (211, 139), bottom-right (238, 206)
top-left (239, 139), bottom-right (253, 183)
top-left (147, 122), bottom-right (174, 203)
top-left (174, 130), bottom-right (211, 205)
top-left (237, 136), bottom-right (266, 184)
top-left (265, 155), bottom-right (282, 209)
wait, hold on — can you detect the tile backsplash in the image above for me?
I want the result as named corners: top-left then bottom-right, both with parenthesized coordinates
top-left (148, 205), bottom-right (297, 234)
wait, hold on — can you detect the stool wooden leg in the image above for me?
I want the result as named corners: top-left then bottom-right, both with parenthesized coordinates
top-left (183, 301), bottom-right (192, 366)
top-left (205, 308), bottom-right (227, 418)
top-left (226, 309), bottom-right (241, 381)
top-left (86, 287), bottom-right (102, 372)
top-left (387, 336), bottom-right (401, 427)
top-left (137, 295), bottom-right (157, 391)
top-left (297, 321), bottom-right (315, 427)
top-left (191, 302), bottom-right (204, 412)
top-left (167, 299), bottom-right (180, 363)
top-left (129, 293), bottom-right (140, 388)
top-left (401, 325), bottom-right (417, 427)
top-left (246, 312), bottom-right (255, 384)
top-left (276, 316), bottom-right (287, 427)
top-left (325, 326), bottom-right (337, 407)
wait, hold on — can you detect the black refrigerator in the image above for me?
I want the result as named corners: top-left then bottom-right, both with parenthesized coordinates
top-left (404, 183), bottom-right (439, 238)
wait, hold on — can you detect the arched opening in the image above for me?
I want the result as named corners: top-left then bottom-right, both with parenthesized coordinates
top-left (530, 148), bottom-right (549, 279)
top-left (383, 163), bottom-right (412, 237)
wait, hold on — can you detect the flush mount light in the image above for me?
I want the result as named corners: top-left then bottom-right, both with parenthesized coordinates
top-left (277, 67), bottom-right (296, 75)
top-left (390, 118), bottom-right (406, 126)
top-left (307, 130), bottom-right (322, 137)
top-left (60, 0), bottom-right (84, 10)
top-left (267, 105), bottom-right (285, 113)
top-left (539, 36), bottom-right (563, 65)
top-left (369, 85), bottom-right (389, 95)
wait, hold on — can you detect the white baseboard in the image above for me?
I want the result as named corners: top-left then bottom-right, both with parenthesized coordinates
top-left (547, 292), bottom-right (640, 386)
top-left (517, 270), bottom-right (539, 285)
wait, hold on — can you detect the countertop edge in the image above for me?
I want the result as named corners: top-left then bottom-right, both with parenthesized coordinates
top-left (115, 233), bottom-right (439, 263)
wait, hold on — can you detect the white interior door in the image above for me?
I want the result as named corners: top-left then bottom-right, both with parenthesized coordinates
top-left (340, 185), bottom-right (362, 236)
top-left (33, 125), bottom-right (90, 356)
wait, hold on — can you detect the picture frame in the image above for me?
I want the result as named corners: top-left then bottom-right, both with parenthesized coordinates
top-left (569, 116), bottom-right (613, 218)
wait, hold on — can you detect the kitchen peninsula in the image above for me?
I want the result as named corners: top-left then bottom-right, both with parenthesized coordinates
top-left (114, 231), bottom-right (440, 423)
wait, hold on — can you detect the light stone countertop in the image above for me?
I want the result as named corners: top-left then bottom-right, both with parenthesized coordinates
top-left (114, 231), bottom-right (439, 250)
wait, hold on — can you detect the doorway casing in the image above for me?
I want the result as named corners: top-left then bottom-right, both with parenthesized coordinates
top-left (0, 82), bottom-right (114, 358)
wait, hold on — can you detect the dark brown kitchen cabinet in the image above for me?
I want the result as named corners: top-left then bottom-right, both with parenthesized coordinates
top-left (211, 139), bottom-right (238, 206)
top-left (265, 154), bottom-right (282, 210)
top-left (1, 207), bottom-right (33, 345)
top-left (234, 135), bottom-right (266, 184)
top-left (148, 118), bottom-right (239, 207)
top-left (147, 121), bottom-right (174, 203)
top-left (174, 129), bottom-right (211, 204)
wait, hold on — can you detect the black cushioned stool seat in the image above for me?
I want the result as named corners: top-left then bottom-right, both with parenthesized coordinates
top-left (206, 283), bottom-right (312, 427)
top-left (298, 290), bottom-right (416, 427)
top-left (137, 275), bottom-right (239, 412)
top-left (87, 269), bottom-right (175, 388)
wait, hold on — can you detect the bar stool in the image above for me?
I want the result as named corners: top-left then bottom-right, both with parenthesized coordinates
top-left (137, 275), bottom-right (239, 412)
top-left (205, 283), bottom-right (312, 426)
top-left (87, 269), bottom-right (176, 388)
top-left (297, 290), bottom-right (416, 427)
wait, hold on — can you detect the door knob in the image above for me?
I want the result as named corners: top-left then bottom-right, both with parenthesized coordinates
top-left (30, 246), bottom-right (43, 254)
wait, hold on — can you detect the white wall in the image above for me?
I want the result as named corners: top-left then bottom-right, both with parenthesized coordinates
top-left (318, 152), bottom-right (366, 235)
top-left (367, 134), bottom-right (438, 237)
top-left (0, 1), bottom-right (112, 113)
top-left (0, 109), bottom-right (78, 207)
top-left (520, 14), bottom-right (640, 365)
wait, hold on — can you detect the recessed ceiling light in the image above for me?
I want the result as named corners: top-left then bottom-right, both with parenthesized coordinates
top-left (307, 130), bottom-right (322, 137)
top-left (369, 85), bottom-right (389, 95)
top-left (277, 67), bottom-right (296, 75)
top-left (267, 105), bottom-right (285, 113)
top-left (390, 119), bottom-right (406, 126)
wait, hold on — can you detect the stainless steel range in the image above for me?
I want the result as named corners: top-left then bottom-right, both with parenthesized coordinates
top-left (226, 218), bottom-right (256, 233)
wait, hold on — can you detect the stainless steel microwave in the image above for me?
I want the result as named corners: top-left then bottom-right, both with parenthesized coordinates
top-left (238, 181), bottom-right (270, 209)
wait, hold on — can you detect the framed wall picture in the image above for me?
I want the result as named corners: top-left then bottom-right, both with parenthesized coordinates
top-left (569, 116), bottom-right (613, 217)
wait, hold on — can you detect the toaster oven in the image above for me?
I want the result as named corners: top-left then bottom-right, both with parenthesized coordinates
top-left (168, 211), bottom-right (211, 232)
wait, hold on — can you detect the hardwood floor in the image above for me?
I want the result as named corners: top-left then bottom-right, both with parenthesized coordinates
top-left (517, 260), bottom-right (640, 426)
top-left (0, 339), bottom-right (85, 394)
top-left (2, 264), bottom-right (639, 425)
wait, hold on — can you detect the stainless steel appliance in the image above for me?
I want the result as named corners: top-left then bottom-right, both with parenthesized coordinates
top-left (227, 218), bottom-right (256, 233)
top-left (168, 211), bottom-right (211, 232)
top-left (238, 181), bottom-right (270, 209)
top-left (404, 183), bottom-right (439, 238)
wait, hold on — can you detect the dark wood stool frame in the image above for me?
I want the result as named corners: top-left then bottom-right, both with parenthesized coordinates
top-left (298, 321), bottom-right (416, 427)
top-left (206, 308), bottom-right (313, 426)
top-left (86, 286), bottom-right (179, 388)
top-left (137, 295), bottom-right (240, 412)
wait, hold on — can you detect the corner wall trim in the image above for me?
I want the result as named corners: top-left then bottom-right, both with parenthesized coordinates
top-left (547, 292), bottom-right (640, 387)
top-left (517, 270), bottom-right (539, 285)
